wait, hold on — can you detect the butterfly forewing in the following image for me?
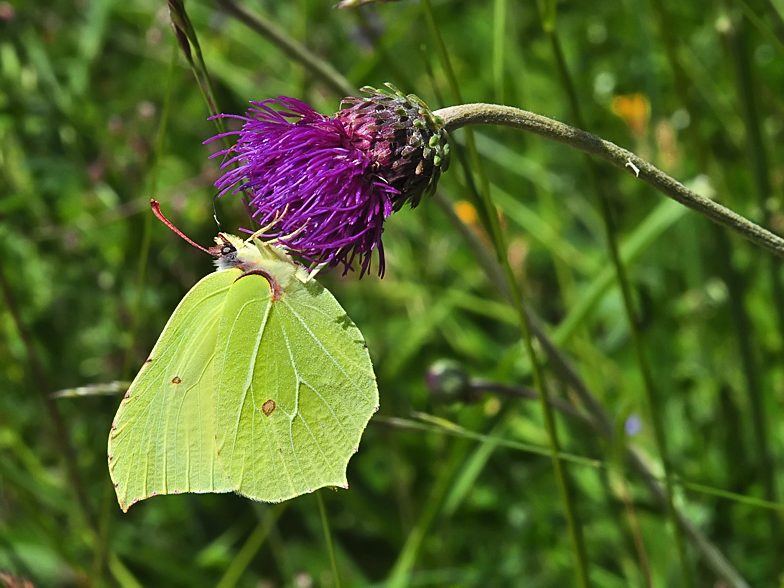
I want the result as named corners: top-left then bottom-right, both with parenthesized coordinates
top-left (108, 270), bottom-right (239, 511)
top-left (213, 272), bottom-right (379, 502)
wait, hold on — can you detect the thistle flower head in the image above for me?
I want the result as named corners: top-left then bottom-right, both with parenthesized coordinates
top-left (337, 84), bottom-right (450, 211)
top-left (206, 84), bottom-right (449, 277)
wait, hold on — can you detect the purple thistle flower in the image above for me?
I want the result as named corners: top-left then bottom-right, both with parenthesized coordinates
top-left (206, 85), bottom-right (450, 277)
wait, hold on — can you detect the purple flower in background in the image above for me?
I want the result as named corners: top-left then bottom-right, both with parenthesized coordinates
top-left (624, 413), bottom-right (642, 437)
top-left (206, 85), bottom-right (450, 277)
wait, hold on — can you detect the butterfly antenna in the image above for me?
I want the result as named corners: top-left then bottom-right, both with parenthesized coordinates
top-left (150, 200), bottom-right (212, 254)
top-left (212, 193), bottom-right (222, 231)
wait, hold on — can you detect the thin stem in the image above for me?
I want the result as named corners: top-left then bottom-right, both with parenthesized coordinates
top-left (91, 43), bottom-right (180, 588)
top-left (380, 413), bottom-right (783, 514)
top-left (173, 8), bottom-right (232, 144)
top-left (492, 0), bottom-right (507, 104)
top-left (168, 0), bottom-right (231, 149)
top-left (618, 477), bottom-right (653, 588)
top-left (726, 9), bottom-right (781, 554)
top-left (544, 27), bottom-right (692, 586)
top-left (626, 447), bottom-right (750, 588)
top-left (386, 436), bottom-right (471, 587)
top-left (316, 491), bottom-right (341, 588)
top-left (423, 1), bottom-right (590, 584)
top-left (435, 103), bottom-right (784, 259)
top-left (420, 0), bottom-right (493, 232)
top-left (730, 0), bottom-right (784, 55)
top-left (89, 484), bottom-right (115, 588)
top-left (468, 381), bottom-right (594, 426)
top-left (179, 2), bottom-right (222, 120)
top-left (433, 190), bottom-right (751, 588)
top-left (420, 47), bottom-right (485, 219)
top-left (648, 0), bottom-right (780, 568)
top-left (211, 0), bottom-right (355, 97)
top-left (217, 506), bottom-right (284, 588)
top-left (0, 260), bottom-right (97, 534)
top-left (123, 43), bottom-right (178, 378)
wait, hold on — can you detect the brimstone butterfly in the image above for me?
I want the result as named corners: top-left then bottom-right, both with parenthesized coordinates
top-left (108, 201), bottom-right (379, 511)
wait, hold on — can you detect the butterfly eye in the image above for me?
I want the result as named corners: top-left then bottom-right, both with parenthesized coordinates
top-left (221, 245), bottom-right (235, 255)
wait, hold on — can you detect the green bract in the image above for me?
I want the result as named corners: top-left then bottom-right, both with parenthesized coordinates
top-left (108, 233), bottom-right (379, 511)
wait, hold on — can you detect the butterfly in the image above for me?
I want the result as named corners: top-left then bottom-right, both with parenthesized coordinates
top-left (108, 201), bottom-right (378, 511)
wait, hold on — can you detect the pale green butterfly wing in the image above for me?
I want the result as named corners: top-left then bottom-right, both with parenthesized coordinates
top-left (108, 270), bottom-right (240, 511)
top-left (213, 272), bottom-right (379, 502)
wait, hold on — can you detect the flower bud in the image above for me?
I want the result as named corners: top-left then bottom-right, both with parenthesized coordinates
top-left (337, 84), bottom-right (450, 211)
top-left (425, 359), bottom-right (470, 403)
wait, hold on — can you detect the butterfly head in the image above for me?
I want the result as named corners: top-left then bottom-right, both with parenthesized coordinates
top-left (209, 233), bottom-right (254, 271)
top-left (149, 200), bottom-right (309, 284)
top-left (209, 232), bottom-right (298, 276)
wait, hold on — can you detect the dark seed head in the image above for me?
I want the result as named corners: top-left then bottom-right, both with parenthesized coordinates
top-left (337, 84), bottom-right (450, 212)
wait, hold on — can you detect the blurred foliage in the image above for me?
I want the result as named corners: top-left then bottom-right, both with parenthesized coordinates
top-left (2, 0), bottom-right (784, 586)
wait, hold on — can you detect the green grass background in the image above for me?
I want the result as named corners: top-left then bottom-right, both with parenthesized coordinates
top-left (2, 0), bottom-right (784, 586)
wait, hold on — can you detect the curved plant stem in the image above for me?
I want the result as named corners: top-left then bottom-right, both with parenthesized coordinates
top-left (436, 103), bottom-right (784, 259)
top-left (543, 26), bottom-right (692, 586)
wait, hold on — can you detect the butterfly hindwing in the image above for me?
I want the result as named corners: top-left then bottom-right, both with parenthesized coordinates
top-left (213, 272), bottom-right (379, 502)
top-left (108, 270), bottom-right (239, 511)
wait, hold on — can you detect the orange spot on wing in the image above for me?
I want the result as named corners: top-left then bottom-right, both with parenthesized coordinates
top-left (262, 399), bottom-right (276, 416)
